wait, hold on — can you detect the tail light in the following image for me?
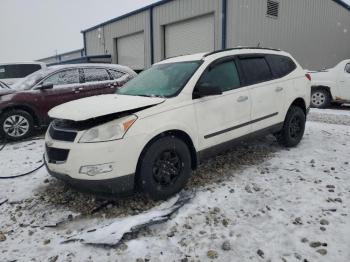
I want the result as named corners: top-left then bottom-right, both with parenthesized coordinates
top-left (305, 73), bottom-right (311, 81)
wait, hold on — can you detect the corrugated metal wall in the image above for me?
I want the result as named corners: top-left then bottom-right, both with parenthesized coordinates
top-left (84, 0), bottom-right (350, 70)
top-left (85, 11), bottom-right (151, 68)
top-left (60, 50), bottom-right (83, 61)
top-left (227, 0), bottom-right (350, 70)
top-left (38, 56), bottom-right (60, 64)
top-left (85, 29), bottom-right (105, 56)
top-left (38, 49), bottom-right (84, 64)
top-left (152, 0), bottom-right (223, 62)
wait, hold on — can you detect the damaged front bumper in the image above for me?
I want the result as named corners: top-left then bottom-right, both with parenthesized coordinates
top-left (45, 160), bottom-right (135, 196)
top-left (44, 124), bottom-right (147, 196)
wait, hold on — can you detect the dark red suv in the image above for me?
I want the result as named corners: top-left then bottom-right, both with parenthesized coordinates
top-left (0, 64), bottom-right (136, 140)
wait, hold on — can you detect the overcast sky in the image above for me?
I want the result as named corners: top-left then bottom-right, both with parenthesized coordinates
top-left (1, 0), bottom-right (350, 63)
top-left (0, 0), bottom-right (158, 62)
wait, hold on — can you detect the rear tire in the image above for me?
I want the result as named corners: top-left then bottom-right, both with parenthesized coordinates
top-left (276, 106), bottom-right (306, 148)
top-left (137, 136), bottom-right (192, 200)
top-left (311, 88), bottom-right (331, 109)
top-left (0, 110), bottom-right (34, 141)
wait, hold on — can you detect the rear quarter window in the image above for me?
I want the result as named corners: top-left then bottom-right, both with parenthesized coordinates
top-left (83, 68), bottom-right (110, 83)
top-left (109, 69), bottom-right (125, 80)
top-left (266, 55), bottom-right (297, 78)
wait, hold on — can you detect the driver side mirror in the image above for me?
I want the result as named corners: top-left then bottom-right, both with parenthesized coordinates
top-left (37, 83), bottom-right (54, 90)
top-left (193, 83), bottom-right (222, 99)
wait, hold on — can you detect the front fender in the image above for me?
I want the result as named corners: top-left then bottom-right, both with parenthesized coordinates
top-left (126, 104), bottom-right (199, 153)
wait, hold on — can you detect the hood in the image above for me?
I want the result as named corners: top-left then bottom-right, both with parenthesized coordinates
top-left (49, 94), bottom-right (165, 121)
top-left (0, 89), bottom-right (16, 96)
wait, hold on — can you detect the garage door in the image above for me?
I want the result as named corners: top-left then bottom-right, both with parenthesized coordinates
top-left (165, 15), bottom-right (215, 58)
top-left (117, 32), bottom-right (145, 70)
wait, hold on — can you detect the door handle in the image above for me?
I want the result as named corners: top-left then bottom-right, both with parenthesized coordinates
top-left (73, 87), bottom-right (83, 93)
top-left (339, 80), bottom-right (345, 83)
top-left (237, 96), bottom-right (249, 102)
top-left (275, 87), bottom-right (284, 92)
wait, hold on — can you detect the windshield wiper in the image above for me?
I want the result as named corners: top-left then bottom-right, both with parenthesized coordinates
top-left (136, 94), bottom-right (166, 98)
top-left (0, 81), bottom-right (10, 89)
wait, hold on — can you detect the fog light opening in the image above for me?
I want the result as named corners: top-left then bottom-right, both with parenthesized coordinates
top-left (79, 163), bottom-right (114, 176)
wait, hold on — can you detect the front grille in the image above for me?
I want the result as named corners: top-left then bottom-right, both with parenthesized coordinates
top-left (49, 123), bottom-right (77, 142)
top-left (46, 145), bottom-right (70, 164)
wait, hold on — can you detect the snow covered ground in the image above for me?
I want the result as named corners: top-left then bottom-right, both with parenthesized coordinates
top-left (0, 108), bottom-right (349, 262)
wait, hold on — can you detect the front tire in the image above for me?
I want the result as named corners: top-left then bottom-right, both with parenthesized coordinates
top-left (0, 110), bottom-right (34, 141)
top-left (137, 136), bottom-right (192, 200)
top-left (276, 106), bottom-right (306, 148)
top-left (311, 88), bottom-right (331, 108)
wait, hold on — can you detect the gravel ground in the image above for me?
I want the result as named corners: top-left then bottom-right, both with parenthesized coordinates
top-left (0, 107), bottom-right (349, 262)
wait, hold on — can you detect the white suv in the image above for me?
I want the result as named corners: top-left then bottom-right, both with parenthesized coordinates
top-left (45, 48), bottom-right (311, 200)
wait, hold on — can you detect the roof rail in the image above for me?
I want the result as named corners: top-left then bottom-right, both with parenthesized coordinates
top-left (203, 47), bottom-right (282, 57)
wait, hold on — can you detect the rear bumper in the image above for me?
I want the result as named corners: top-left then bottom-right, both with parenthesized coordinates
top-left (45, 161), bottom-right (135, 196)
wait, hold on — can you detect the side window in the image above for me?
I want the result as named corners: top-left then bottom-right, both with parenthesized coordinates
top-left (42, 69), bottom-right (79, 87)
top-left (198, 60), bottom-right (240, 92)
top-left (109, 69), bottom-right (125, 80)
top-left (239, 57), bottom-right (273, 85)
top-left (345, 63), bottom-right (350, 74)
top-left (266, 55), bottom-right (297, 78)
top-left (84, 68), bottom-right (110, 83)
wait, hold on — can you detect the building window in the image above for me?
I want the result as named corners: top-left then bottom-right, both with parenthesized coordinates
top-left (267, 0), bottom-right (279, 19)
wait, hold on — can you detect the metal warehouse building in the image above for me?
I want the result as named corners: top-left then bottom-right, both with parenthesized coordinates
top-left (82, 0), bottom-right (350, 71)
top-left (37, 48), bottom-right (112, 66)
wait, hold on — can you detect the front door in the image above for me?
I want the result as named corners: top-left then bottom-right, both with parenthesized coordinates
top-left (194, 58), bottom-right (252, 151)
top-left (338, 62), bottom-right (350, 101)
top-left (35, 68), bottom-right (83, 120)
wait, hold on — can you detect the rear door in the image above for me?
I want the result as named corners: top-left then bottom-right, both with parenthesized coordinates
top-left (194, 58), bottom-right (252, 150)
top-left (81, 67), bottom-right (117, 97)
top-left (34, 68), bottom-right (82, 118)
top-left (338, 62), bottom-right (350, 100)
top-left (238, 55), bottom-right (284, 133)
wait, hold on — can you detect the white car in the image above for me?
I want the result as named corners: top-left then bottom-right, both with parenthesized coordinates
top-left (310, 60), bottom-right (350, 108)
top-left (0, 62), bottom-right (46, 86)
top-left (45, 48), bottom-right (311, 200)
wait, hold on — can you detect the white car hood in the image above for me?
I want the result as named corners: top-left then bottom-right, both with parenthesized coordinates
top-left (49, 94), bottom-right (165, 121)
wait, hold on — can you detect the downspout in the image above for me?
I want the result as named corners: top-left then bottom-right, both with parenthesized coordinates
top-left (150, 6), bottom-right (155, 65)
top-left (221, 0), bottom-right (227, 50)
top-left (83, 32), bottom-right (87, 56)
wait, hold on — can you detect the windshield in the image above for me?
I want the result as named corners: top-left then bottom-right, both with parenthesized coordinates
top-left (116, 61), bottom-right (201, 98)
top-left (11, 69), bottom-right (49, 90)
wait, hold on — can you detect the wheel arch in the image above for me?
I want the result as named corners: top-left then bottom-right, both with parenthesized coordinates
top-left (311, 85), bottom-right (333, 98)
top-left (0, 105), bottom-right (40, 126)
top-left (290, 97), bottom-right (307, 115)
top-left (135, 129), bottom-right (198, 181)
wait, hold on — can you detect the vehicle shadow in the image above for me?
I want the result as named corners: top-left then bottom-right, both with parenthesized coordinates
top-left (329, 103), bottom-right (350, 111)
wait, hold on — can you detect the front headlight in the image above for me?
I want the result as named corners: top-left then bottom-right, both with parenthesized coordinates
top-left (79, 115), bottom-right (137, 143)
